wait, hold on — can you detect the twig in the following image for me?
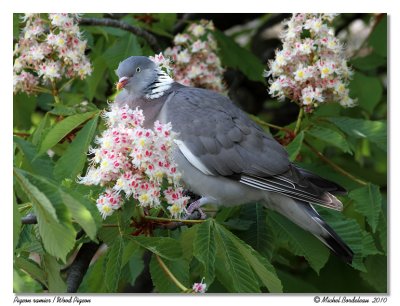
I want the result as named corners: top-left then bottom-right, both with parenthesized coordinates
top-left (21, 214), bottom-right (37, 224)
top-left (155, 254), bottom-right (189, 292)
top-left (78, 17), bottom-right (161, 53)
top-left (351, 13), bottom-right (385, 58)
top-left (14, 132), bottom-right (31, 138)
top-left (66, 242), bottom-right (101, 293)
top-left (304, 141), bottom-right (368, 186)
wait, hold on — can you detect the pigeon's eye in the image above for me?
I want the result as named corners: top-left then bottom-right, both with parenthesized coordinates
top-left (136, 67), bottom-right (141, 73)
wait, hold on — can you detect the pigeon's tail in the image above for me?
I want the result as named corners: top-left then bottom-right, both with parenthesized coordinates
top-left (301, 203), bottom-right (354, 264)
top-left (264, 196), bottom-right (354, 264)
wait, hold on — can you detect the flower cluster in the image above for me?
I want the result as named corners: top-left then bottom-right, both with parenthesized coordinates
top-left (161, 20), bottom-right (225, 93)
top-left (78, 104), bottom-right (189, 219)
top-left (13, 13), bottom-right (92, 95)
top-left (192, 278), bottom-right (207, 293)
top-left (266, 14), bottom-right (356, 111)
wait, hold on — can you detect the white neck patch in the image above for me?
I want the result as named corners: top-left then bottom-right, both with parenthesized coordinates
top-left (145, 69), bottom-right (174, 100)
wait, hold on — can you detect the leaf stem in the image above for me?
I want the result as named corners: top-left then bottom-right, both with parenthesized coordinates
top-left (155, 254), bottom-right (189, 292)
top-left (294, 107), bottom-right (304, 135)
top-left (143, 215), bottom-right (205, 224)
top-left (304, 141), bottom-right (368, 186)
top-left (249, 115), bottom-right (292, 133)
top-left (50, 79), bottom-right (61, 104)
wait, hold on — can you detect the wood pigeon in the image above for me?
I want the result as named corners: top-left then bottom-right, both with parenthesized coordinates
top-left (115, 56), bottom-right (354, 264)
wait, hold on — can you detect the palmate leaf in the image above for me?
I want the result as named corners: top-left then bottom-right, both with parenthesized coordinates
top-left (14, 169), bottom-right (76, 262)
top-left (349, 72), bottom-right (383, 114)
top-left (54, 115), bottom-right (99, 181)
top-left (214, 30), bottom-right (265, 83)
top-left (306, 125), bottom-right (352, 154)
top-left (43, 254), bottom-right (67, 293)
top-left (104, 236), bottom-right (125, 292)
top-left (128, 236), bottom-right (183, 261)
top-left (216, 223), bottom-right (283, 293)
top-left (37, 111), bottom-right (99, 156)
top-left (149, 255), bottom-right (190, 293)
top-left (237, 203), bottom-right (274, 259)
top-left (327, 117), bottom-right (387, 152)
top-left (349, 184), bottom-right (382, 233)
top-left (360, 255), bottom-right (387, 292)
top-left (286, 131), bottom-right (304, 161)
top-left (193, 219), bottom-right (216, 283)
top-left (317, 208), bottom-right (380, 272)
top-left (14, 136), bottom-right (54, 179)
top-left (14, 256), bottom-right (47, 288)
top-left (267, 211), bottom-right (330, 273)
top-left (14, 168), bottom-right (99, 241)
top-left (214, 222), bottom-right (260, 293)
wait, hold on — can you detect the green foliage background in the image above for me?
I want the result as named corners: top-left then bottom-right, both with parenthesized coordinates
top-left (13, 13), bottom-right (387, 293)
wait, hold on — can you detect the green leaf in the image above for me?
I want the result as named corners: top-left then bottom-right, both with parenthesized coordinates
top-left (213, 221), bottom-right (261, 292)
top-left (54, 115), bottom-right (99, 181)
top-left (267, 212), bottom-right (330, 273)
top-left (13, 93), bottom-right (37, 130)
top-left (86, 56), bottom-right (108, 101)
top-left (43, 254), bottom-right (67, 293)
top-left (13, 192), bottom-right (21, 252)
top-left (127, 249), bottom-right (145, 286)
top-left (360, 255), bottom-right (387, 292)
top-left (306, 126), bottom-right (352, 154)
top-left (14, 136), bottom-right (54, 179)
top-left (237, 203), bottom-right (274, 259)
top-left (31, 113), bottom-right (51, 146)
top-left (286, 131), bottom-right (304, 161)
top-left (78, 253), bottom-right (107, 293)
top-left (128, 236), bottom-right (182, 260)
top-left (368, 15), bottom-right (387, 58)
top-left (349, 184), bottom-right (382, 233)
top-left (193, 220), bottom-right (216, 283)
top-left (13, 13), bottom-right (22, 39)
top-left (317, 208), bottom-right (368, 271)
top-left (60, 192), bottom-right (99, 240)
top-left (14, 256), bottom-right (47, 288)
top-left (327, 117), bottom-right (387, 151)
top-left (14, 169), bottom-right (77, 262)
top-left (349, 72), bottom-right (383, 114)
top-left (215, 222), bottom-right (282, 293)
top-left (350, 53), bottom-right (386, 71)
top-left (180, 225), bottom-right (198, 262)
top-left (104, 236), bottom-right (125, 292)
top-left (214, 30), bottom-right (265, 83)
top-left (38, 111), bottom-right (99, 156)
top-left (149, 255), bottom-right (190, 293)
top-left (104, 33), bottom-right (142, 79)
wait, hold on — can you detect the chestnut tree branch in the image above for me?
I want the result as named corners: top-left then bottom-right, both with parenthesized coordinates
top-left (78, 17), bottom-right (162, 53)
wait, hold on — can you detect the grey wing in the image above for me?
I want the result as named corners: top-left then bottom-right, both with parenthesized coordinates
top-left (167, 87), bottom-right (344, 211)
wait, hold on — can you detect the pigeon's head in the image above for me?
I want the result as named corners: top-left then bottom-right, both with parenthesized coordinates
top-left (116, 56), bottom-right (159, 95)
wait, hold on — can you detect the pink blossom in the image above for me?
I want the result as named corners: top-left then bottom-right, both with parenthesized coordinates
top-left (13, 13), bottom-right (91, 95)
top-left (192, 278), bottom-right (207, 293)
top-left (161, 20), bottom-right (225, 93)
top-left (267, 13), bottom-right (356, 110)
top-left (78, 104), bottom-right (189, 219)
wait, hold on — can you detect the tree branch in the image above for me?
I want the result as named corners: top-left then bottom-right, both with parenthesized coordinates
top-left (21, 213), bottom-right (37, 224)
top-left (78, 17), bottom-right (162, 53)
top-left (66, 242), bottom-right (101, 293)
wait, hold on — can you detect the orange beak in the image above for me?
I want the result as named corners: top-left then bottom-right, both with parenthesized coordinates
top-left (116, 76), bottom-right (129, 90)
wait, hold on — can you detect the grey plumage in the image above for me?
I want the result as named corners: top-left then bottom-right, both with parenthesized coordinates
top-left (115, 56), bottom-right (354, 264)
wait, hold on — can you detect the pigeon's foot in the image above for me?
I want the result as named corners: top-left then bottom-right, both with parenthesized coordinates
top-left (185, 197), bottom-right (209, 220)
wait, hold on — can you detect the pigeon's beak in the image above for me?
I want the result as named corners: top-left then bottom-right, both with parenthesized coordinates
top-left (117, 76), bottom-right (129, 90)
